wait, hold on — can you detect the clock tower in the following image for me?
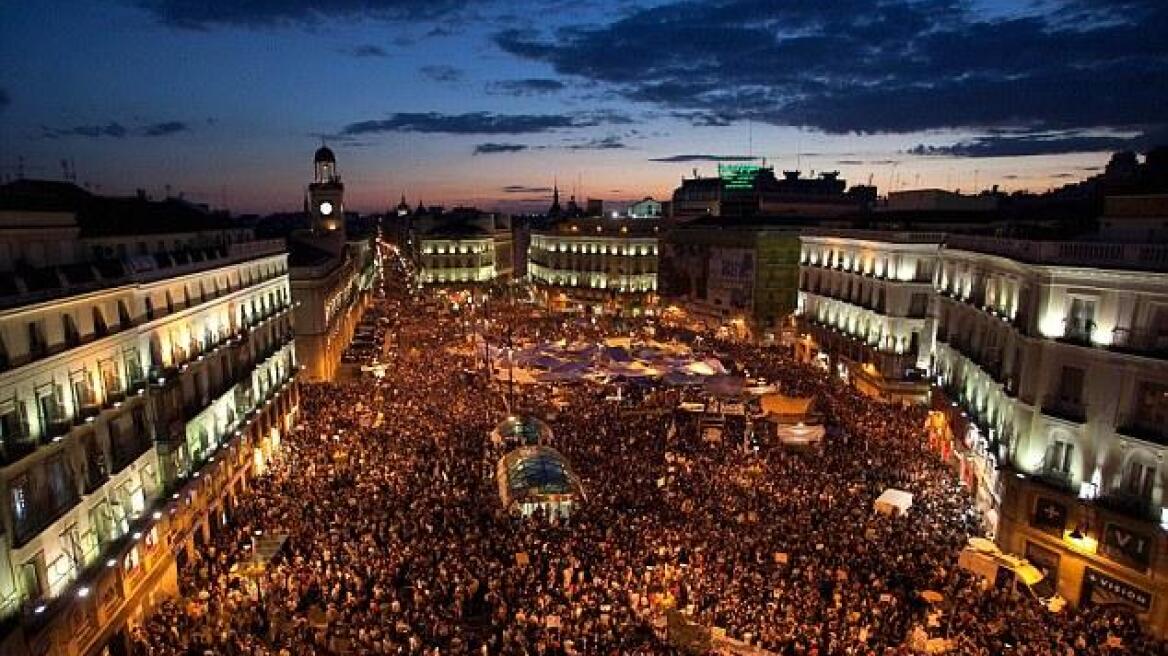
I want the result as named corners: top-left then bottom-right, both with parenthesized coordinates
top-left (308, 145), bottom-right (345, 235)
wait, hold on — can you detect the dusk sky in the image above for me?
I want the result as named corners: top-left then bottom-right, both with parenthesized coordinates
top-left (1, 0), bottom-right (1164, 214)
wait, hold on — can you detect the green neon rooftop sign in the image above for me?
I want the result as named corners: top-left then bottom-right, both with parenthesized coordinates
top-left (718, 163), bottom-right (765, 189)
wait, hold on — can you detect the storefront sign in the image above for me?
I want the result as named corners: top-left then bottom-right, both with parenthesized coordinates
top-left (1032, 496), bottom-right (1067, 534)
top-left (1101, 523), bottom-right (1152, 571)
top-left (1081, 567), bottom-right (1152, 612)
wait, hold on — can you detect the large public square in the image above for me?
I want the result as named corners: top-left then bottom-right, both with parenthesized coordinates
top-left (126, 249), bottom-right (1164, 656)
top-left (5, 4), bottom-right (1168, 653)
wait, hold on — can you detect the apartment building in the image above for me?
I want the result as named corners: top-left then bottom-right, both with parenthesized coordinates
top-left (411, 209), bottom-right (514, 286)
top-left (796, 229), bottom-right (942, 402)
top-left (0, 181), bottom-right (300, 656)
top-left (528, 219), bottom-right (659, 315)
top-left (797, 224), bottom-right (1168, 635)
top-left (933, 235), bottom-right (1168, 636)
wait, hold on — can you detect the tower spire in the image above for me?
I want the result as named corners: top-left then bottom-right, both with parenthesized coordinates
top-left (548, 178), bottom-right (562, 218)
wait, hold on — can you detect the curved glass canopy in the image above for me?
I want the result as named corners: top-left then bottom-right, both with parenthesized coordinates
top-left (497, 445), bottom-right (583, 514)
top-left (493, 415), bottom-right (553, 446)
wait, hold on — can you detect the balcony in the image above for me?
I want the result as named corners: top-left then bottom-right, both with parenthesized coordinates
top-left (1034, 467), bottom-right (1073, 491)
top-left (104, 387), bottom-right (126, 406)
top-left (1116, 415), bottom-right (1168, 447)
top-left (946, 235), bottom-right (1168, 272)
top-left (82, 452), bottom-right (108, 495)
top-left (905, 305), bottom-right (930, 319)
top-left (43, 416), bottom-right (72, 442)
top-left (1057, 318), bottom-right (1094, 347)
top-left (1110, 327), bottom-right (1168, 360)
top-left (0, 421), bottom-right (36, 465)
top-left (1095, 490), bottom-right (1155, 522)
top-left (803, 318), bottom-right (921, 381)
top-left (148, 365), bottom-right (181, 386)
top-left (1042, 397), bottom-right (1087, 424)
top-left (1011, 311), bottom-right (1033, 336)
top-left (74, 390), bottom-right (101, 422)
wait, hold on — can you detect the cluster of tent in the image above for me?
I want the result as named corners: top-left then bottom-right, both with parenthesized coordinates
top-left (476, 335), bottom-right (826, 447)
top-left (481, 336), bottom-right (736, 387)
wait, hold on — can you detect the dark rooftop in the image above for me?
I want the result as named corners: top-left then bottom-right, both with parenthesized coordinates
top-left (424, 222), bottom-right (490, 237)
top-left (0, 179), bottom-right (239, 237)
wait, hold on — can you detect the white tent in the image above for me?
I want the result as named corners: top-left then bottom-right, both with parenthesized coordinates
top-left (684, 361), bottom-right (719, 376)
top-left (874, 488), bottom-right (913, 516)
top-left (776, 422), bottom-right (825, 447)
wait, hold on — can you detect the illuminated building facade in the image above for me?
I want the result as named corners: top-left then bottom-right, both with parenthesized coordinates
top-left (797, 224), bottom-right (1168, 634)
top-left (626, 197), bottom-right (662, 219)
top-left (528, 219), bottom-right (658, 315)
top-left (413, 209), bottom-right (514, 285)
top-left (932, 235), bottom-right (1168, 635)
top-left (0, 180), bottom-right (301, 655)
top-left (796, 229), bottom-right (941, 402)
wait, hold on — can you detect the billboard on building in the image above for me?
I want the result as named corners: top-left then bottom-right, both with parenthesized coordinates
top-left (708, 247), bottom-right (755, 310)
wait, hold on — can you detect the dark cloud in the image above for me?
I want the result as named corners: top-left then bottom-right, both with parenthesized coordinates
top-left (0, 89), bottom-right (8, 111)
top-left (670, 111), bottom-right (733, 127)
top-left (494, 0), bottom-right (1168, 140)
top-left (502, 185), bottom-right (552, 193)
top-left (566, 135), bottom-right (625, 150)
top-left (580, 109), bottom-right (634, 125)
top-left (474, 142), bottom-right (527, 155)
top-left (340, 111), bottom-right (625, 135)
top-left (420, 65), bottom-right (463, 82)
top-left (143, 121), bottom-right (189, 136)
top-left (131, 0), bottom-right (466, 28)
top-left (344, 44), bottom-right (389, 58)
top-left (907, 129), bottom-right (1162, 158)
top-left (42, 122), bottom-right (129, 139)
top-left (487, 78), bottom-right (566, 96)
top-left (42, 119), bottom-right (192, 139)
top-left (836, 160), bottom-right (865, 165)
top-left (648, 154), bottom-right (759, 163)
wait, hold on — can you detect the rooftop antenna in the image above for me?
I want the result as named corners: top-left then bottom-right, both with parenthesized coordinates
top-left (973, 169), bottom-right (980, 193)
top-left (17, 156), bottom-right (25, 179)
top-left (747, 118), bottom-right (753, 159)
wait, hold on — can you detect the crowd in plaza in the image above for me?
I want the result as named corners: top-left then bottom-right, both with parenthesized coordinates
top-left (131, 254), bottom-right (1165, 656)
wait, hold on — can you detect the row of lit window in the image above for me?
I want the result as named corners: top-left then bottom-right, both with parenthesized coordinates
top-left (422, 243), bottom-right (492, 255)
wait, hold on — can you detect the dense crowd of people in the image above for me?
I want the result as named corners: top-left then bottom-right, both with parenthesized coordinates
top-left (131, 249), bottom-right (1165, 655)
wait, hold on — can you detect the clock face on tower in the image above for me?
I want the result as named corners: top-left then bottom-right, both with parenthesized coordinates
top-left (319, 201), bottom-right (334, 216)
